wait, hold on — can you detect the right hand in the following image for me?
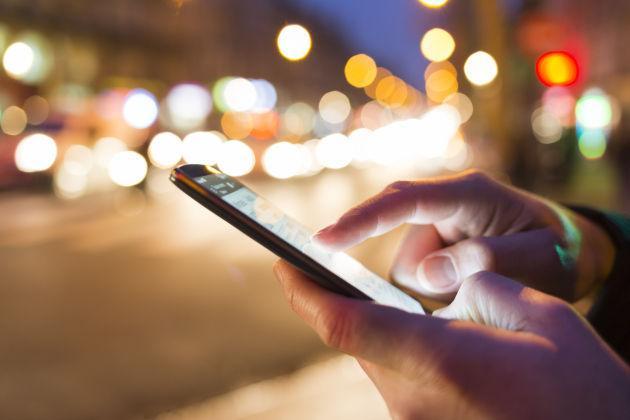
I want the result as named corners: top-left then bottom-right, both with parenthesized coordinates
top-left (313, 170), bottom-right (616, 302)
top-left (274, 261), bottom-right (630, 420)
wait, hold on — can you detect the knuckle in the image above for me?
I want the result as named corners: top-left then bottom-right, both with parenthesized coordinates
top-left (459, 270), bottom-right (494, 297)
top-left (464, 238), bottom-right (497, 272)
top-left (386, 180), bottom-right (415, 192)
top-left (461, 168), bottom-right (490, 184)
top-left (316, 305), bottom-right (355, 351)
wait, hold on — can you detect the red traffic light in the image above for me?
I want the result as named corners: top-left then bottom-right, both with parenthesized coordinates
top-left (535, 51), bottom-right (579, 86)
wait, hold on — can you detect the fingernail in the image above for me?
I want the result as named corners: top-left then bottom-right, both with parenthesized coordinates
top-left (314, 224), bottom-right (334, 238)
top-left (311, 225), bottom-right (335, 246)
top-left (418, 256), bottom-right (457, 292)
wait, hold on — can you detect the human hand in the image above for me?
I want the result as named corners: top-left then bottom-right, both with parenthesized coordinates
top-left (273, 260), bottom-right (630, 420)
top-left (312, 170), bottom-right (615, 302)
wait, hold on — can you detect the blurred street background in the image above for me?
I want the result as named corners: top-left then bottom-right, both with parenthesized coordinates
top-left (0, 0), bottom-right (629, 419)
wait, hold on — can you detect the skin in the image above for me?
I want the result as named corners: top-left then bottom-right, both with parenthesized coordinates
top-left (271, 170), bottom-right (629, 419)
top-left (273, 262), bottom-right (630, 419)
top-left (312, 170), bottom-right (616, 302)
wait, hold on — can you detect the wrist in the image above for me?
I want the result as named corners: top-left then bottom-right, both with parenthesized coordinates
top-left (572, 211), bottom-right (616, 293)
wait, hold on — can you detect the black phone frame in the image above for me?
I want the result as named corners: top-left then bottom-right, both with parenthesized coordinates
top-left (170, 164), bottom-right (373, 300)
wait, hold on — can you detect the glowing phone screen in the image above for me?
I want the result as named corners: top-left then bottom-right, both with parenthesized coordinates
top-left (194, 172), bottom-right (424, 314)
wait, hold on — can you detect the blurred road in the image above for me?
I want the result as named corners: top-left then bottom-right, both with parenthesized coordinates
top-left (0, 170), bottom-right (410, 420)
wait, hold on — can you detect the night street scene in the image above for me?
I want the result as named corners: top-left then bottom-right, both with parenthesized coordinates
top-left (0, 0), bottom-right (629, 419)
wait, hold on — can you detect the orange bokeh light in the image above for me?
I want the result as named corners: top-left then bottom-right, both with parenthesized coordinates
top-left (535, 51), bottom-right (578, 86)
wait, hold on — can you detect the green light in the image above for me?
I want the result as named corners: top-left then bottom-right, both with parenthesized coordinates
top-left (212, 76), bottom-right (234, 113)
top-left (575, 89), bottom-right (612, 129)
top-left (578, 130), bottom-right (606, 160)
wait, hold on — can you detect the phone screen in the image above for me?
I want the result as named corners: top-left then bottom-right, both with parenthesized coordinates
top-left (191, 169), bottom-right (424, 314)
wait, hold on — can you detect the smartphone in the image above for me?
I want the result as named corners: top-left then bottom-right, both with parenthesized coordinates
top-left (170, 164), bottom-right (424, 314)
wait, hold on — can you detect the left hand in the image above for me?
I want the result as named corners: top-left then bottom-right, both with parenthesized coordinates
top-left (273, 260), bottom-right (630, 420)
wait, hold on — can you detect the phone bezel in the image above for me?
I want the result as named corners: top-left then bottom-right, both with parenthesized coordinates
top-left (170, 164), bottom-right (372, 300)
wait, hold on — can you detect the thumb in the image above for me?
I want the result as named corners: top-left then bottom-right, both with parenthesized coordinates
top-left (273, 259), bottom-right (488, 372)
top-left (432, 271), bottom-right (572, 336)
top-left (414, 228), bottom-right (572, 298)
top-left (432, 271), bottom-right (530, 331)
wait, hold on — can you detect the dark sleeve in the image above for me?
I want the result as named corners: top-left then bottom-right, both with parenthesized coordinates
top-left (570, 206), bottom-right (630, 363)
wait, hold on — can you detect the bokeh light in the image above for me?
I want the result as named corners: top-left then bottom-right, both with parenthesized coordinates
top-left (282, 102), bottom-right (315, 137)
top-left (14, 133), bottom-right (58, 173)
top-left (463, 51), bottom-right (498, 86)
top-left (2, 34), bottom-right (52, 84)
top-left (1, 105), bottom-right (28, 135)
top-left (420, 28), bottom-right (455, 62)
top-left (23, 95), bottom-right (49, 125)
top-left (108, 151), bottom-right (148, 187)
top-left (360, 100), bottom-right (393, 129)
top-left (251, 111), bottom-right (279, 140)
top-left (348, 128), bottom-right (374, 165)
top-left (425, 69), bottom-right (458, 103)
top-left (315, 133), bottom-right (353, 169)
top-left (344, 54), bottom-right (377, 88)
top-left (262, 141), bottom-right (303, 179)
top-left (3, 42), bottom-right (34, 78)
top-left (182, 131), bottom-right (224, 165)
top-left (443, 93), bottom-right (473, 123)
top-left (164, 83), bottom-right (212, 131)
top-left (318, 91), bottom-right (351, 124)
top-left (54, 166), bottom-right (88, 199)
top-left (542, 87), bottom-right (575, 126)
top-left (575, 89), bottom-right (612, 129)
top-left (375, 76), bottom-right (408, 108)
top-left (123, 89), bottom-right (159, 129)
top-left (221, 112), bottom-right (254, 139)
top-left (251, 79), bottom-right (277, 112)
top-left (536, 51), bottom-right (578, 87)
top-left (217, 140), bottom-right (255, 176)
top-left (94, 137), bottom-right (127, 168)
top-left (212, 76), bottom-right (234, 113)
top-left (364, 67), bottom-right (392, 99)
top-left (531, 107), bottom-right (563, 144)
top-left (578, 130), bottom-right (606, 160)
top-left (414, 104), bottom-right (461, 159)
top-left (277, 24), bottom-right (312, 61)
top-left (418, 0), bottom-right (449, 8)
top-left (148, 132), bottom-right (183, 169)
top-left (63, 144), bottom-right (93, 176)
top-left (224, 78), bottom-right (257, 112)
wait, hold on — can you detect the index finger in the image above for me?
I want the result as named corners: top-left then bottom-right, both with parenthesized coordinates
top-left (313, 171), bottom-right (486, 251)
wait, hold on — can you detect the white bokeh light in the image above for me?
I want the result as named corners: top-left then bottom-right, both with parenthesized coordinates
top-left (575, 89), bottom-right (613, 129)
top-left (182, 131), bottom-right (224, 165)
top-left (224, 78), bottom-right (258, 112)
top-left (108, 151), bottom-right (148, 187)
top-left (217, 140), bottom-right (255, 176)
top-left (251, 79), bottom-right (278, 112)
top-left (277, 24), bottom-right (312, 61)
top-left (319, 91), bottom-right (351, 124)
top-left (63, 144), bottom-right (93, 175)
top-left (54, 166), bottom-right (88, 199)
top-left (2, 42), bottom-right (34, 78)
top-left (464, 51), bottom-right (498, 86)
top-left (94, 137), bottom-right (127, 168)
top-left (148, 132), bottom-right (183, 169)
top-left (123, 89), bottom-right (159, 129)
top-left (315, 133), bottom-right (353, 169)
top-left (262, 141), bottom-right (303, 179)
top-left (165, 84), bottom-right (212, 130)
top-left (14, 133), bottom-right (57, 173)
